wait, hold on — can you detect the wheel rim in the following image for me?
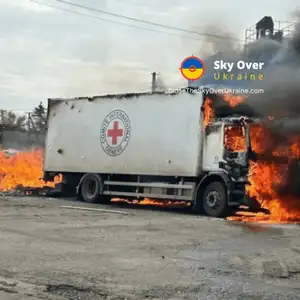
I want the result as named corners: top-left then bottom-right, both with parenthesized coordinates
top-left (206, 191), bottom-right (221, 210)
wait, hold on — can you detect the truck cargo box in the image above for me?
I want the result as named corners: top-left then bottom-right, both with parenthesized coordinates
top-left (44, 92), bottom-right (204, 177)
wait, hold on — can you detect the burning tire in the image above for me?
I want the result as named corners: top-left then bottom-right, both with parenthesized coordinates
top-left (202, 182), bottom-right (228, 217)
top-left (79, 174), bottom-right (110, 204)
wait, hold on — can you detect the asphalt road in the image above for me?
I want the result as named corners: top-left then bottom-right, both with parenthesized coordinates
top-left (0, 196), bottom-right (300, 300)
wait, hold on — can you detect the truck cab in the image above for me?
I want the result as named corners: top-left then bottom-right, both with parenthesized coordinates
top-left (197, 116), bottom-right (258, 217)
top-left (204, 117), bottom-right (251, 178)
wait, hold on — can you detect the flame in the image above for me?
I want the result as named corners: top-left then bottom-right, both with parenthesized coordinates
top-left (202, 97), bottom-right (214, 128)
top-left (0, 149), bottom-right (61, 191)
top-left (238, 125), bottom-right (300, 223)
top-left (111, 198), bottom-right (190, 207)
top-left (223, 94), bottom-right (246, 107)
top-left (0, 148), bottom-right (188, 206)
top-left (202, 93), bottom-right (300, 223)
top-left (201, 94), bottom-right (247, 128)
top-left (224, 125), bottom-right (246, 152)
top-left (222, 94), bottom-right (300, 222)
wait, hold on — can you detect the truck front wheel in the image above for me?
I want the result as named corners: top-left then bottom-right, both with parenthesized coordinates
top-left (202, 182), bottom-right (228, 218)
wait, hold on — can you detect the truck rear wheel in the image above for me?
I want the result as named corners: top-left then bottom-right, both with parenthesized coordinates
top-left (202, 182), bottom-right (228, 217)
top-left (80, 174), bottom-right (110, 204)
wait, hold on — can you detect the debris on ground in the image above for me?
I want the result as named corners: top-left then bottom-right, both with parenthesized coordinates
top-left (0, 185), bottom-right (61, 197)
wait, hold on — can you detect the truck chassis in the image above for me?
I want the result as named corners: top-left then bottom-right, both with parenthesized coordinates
top-left (45, 171), bottom-right (246, 217)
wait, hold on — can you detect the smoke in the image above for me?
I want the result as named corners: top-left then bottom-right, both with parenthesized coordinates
top-left (244, 14), bottom-right (300, 200)
top-left (206, 12), bottom-right (300, 123)
top-left (194, 20), bottom-right (243, 89)
top-left (201, 13), bottom-right (300, 202)
top-left (247, 14), bottom-right (300, 121)
top-left (198, 21), bottom-right (240, 57)
top-left (155, 75), bottom-right (166, 92)
top-left (244, 15), bottom-right (300, 135)
top-left (194, 12), bottom-right (300, 93)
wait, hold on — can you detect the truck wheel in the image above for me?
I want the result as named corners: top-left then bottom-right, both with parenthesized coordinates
top-left (202, 182), bottom-right (228, 217)
top-left (80, 174), bottom-right (110, 204)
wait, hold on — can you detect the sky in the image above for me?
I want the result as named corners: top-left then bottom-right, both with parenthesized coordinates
top-left (0, 0), bottom-right (299, 112)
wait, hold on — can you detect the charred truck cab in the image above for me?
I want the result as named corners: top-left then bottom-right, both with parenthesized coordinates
top-left (198, 116), bottom-right (255, 216)
top-left (43, 91), bottom-right (260, 218)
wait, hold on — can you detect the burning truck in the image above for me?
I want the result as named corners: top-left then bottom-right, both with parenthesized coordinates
top-left (1, 15), bottom-right (300, 222)
top-left (1, 90), bottom-right (300, 222)
top-left (40, 87), bottom-right (300, 221)
top-left (40, 15), bottom-right (300, 220)
top-left (42, 89), bottom-right (264, 218)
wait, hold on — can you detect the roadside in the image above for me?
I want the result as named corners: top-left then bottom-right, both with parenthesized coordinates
top-left (0, 196), bottom-right (300, 299)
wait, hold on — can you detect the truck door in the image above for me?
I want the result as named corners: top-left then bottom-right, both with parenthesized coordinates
top-left (202, 124), bottom-right (224, 171)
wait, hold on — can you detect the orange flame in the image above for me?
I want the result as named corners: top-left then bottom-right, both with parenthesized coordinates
top-left (223, 94), bottom-right (246, 107)
top-left (224, 125), bottom-right (246, 152)
top-left (202, 94), bottom-right (300, 222)
top-left (202, 98), bottom-right (214, 128)
top-left (222, 95), bottom-right (300, 223)
top-left (111, 198), bottom-right (190, 207)
top-left (241, 126), bottom-right (300, 223)
top-left (0, 149), bottom-right (61, 191)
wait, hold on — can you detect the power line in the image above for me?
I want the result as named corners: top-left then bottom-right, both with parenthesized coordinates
top-left (54, 0), bottom-right (242, 41)
top-left (28, 0), bottom-right (242, 42)
top-left (56, 0), bottom-right (243, 41)
top-left (28, 0), bottom-right (204, 41)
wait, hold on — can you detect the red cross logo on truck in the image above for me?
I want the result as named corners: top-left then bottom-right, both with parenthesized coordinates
top-left (100, 110), bottom-right (131, 157)
top-left (107, 121), bottom-right (123, 145)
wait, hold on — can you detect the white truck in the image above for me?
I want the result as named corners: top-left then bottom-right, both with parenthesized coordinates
top-left (43, 90), bottom-right (259, 217)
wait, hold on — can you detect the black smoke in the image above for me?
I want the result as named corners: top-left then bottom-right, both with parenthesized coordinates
top-left (203, 15), bottom-right (300, 204)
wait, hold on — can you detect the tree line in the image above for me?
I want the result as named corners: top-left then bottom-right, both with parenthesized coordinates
top-left (0, 102), bottom-right (47, 133)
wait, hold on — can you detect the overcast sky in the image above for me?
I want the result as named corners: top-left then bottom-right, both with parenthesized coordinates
top-left (1, 0), bottom-right (299, 111)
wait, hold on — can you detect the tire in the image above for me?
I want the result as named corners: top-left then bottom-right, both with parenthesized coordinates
top-left (202, 182), bottom-right (228, 217)
top-left (79, 174), bottom-right (111, 204)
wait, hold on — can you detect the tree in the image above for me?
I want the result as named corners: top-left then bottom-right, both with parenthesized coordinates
top-left (0, 109), bottom-right (27, 130)
top-left (31, 102), bottom-right (47, 133)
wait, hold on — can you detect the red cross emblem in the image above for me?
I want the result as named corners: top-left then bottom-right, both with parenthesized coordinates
top-left (107, 121), bottom-right (123, 145)
top-left (100, 110), bottom-right (131, 156)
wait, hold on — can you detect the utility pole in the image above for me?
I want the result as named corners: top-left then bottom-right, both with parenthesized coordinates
top-left (151, 72), bottom-right (159, 93)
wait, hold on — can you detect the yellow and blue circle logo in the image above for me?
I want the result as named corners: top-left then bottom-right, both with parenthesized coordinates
top-left (179, 56), bottom-right (205, 81)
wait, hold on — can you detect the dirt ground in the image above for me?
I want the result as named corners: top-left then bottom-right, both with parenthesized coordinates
top-left (0, 197), bottom-right (300, 300)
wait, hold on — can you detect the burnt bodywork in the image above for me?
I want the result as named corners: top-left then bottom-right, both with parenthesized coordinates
top-left (220, 116), bottom-right (253, 177)
top-left (215, 116), bottom-right (262, 209)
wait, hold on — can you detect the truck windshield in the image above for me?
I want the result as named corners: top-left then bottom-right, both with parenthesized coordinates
top-left (224, 124), bottom-right (246, 152)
